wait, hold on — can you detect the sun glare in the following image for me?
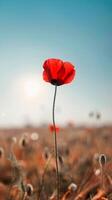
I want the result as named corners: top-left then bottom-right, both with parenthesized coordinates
top-left (23, 78), bottom-right (39, 98)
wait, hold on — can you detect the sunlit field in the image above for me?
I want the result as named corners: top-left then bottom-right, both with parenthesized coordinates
top-left (0, 124), bottom-right (112, 200)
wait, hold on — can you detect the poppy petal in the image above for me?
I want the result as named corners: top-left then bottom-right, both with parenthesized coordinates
top-left (43, 70), bottom-right (51, 82)
top-left (43, 58), bottom-right (64, 81)
top-left (63, 62), bottom-right (76, 84)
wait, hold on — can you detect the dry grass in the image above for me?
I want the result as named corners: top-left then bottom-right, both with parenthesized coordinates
top-left (0, 125), bottom-right (112, 200)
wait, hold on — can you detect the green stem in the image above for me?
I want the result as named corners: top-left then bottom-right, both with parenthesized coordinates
top-left (52, 85), bottom-right (59, 200)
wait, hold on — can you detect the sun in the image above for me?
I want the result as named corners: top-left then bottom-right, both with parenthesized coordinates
top-left (16, 74), bottom-right (43, 100)
top-left (23, 78), bottom-right (39, 98)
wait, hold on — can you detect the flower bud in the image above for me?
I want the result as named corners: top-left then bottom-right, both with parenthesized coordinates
top-left (99, 154), bottom-right (106, 167)
top-left (26, 184), bottom-right (33, 196)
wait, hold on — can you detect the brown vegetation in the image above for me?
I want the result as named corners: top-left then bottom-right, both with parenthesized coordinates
top-left (0, 125), bottom-right (112, 200)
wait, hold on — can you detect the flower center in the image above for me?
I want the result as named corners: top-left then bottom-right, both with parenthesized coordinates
top-left (51, 79), bottom-right (60, 86)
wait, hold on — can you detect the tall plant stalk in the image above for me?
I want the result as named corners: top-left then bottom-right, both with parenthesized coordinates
top-left (52, 85), bottom-right (59, 200)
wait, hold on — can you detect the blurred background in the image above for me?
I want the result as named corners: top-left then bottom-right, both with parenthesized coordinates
top-left (0, 0), bottom-right (112, 127)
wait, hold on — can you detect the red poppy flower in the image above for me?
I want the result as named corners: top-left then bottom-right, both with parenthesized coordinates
top-left (43, 58), bottom-right (76, 86)
top-left (49, 124), bottom-right (60, 133)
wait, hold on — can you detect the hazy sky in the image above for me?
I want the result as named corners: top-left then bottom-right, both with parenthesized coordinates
top-left (0, 0), bottom-right (112, 127)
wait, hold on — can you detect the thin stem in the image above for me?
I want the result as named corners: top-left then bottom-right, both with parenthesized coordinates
top-left (52, 85), bottom-right (59, 200)
top-left (38, 154), bottom-right (53, 200)
top-left (22, 192), bottom-right (27, 200)
top-left (101, 166), bottom-right (104, 190)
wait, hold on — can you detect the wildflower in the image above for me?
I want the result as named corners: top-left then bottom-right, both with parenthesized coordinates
top-left (42, 58), bottom-right (76, 200)
top-left (43, 58), bottom-right (75, 86)
top-left (49, 124), bottom-right (60, 134)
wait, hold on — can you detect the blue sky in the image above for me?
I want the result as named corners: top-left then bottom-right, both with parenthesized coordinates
top-left (0, 0), bottom-right (112, 127)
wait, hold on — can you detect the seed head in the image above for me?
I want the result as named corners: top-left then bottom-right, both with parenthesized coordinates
top-left (26, 184), bottom-right (33, 196)
top-left (99, 154), bottom-right (106, 167)
top-left (19, 136), bottom-right (28, 148)
top-left (31, 132), bottom-right (39, 141)
top-left (68, 182), bottom-right (77, 192)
